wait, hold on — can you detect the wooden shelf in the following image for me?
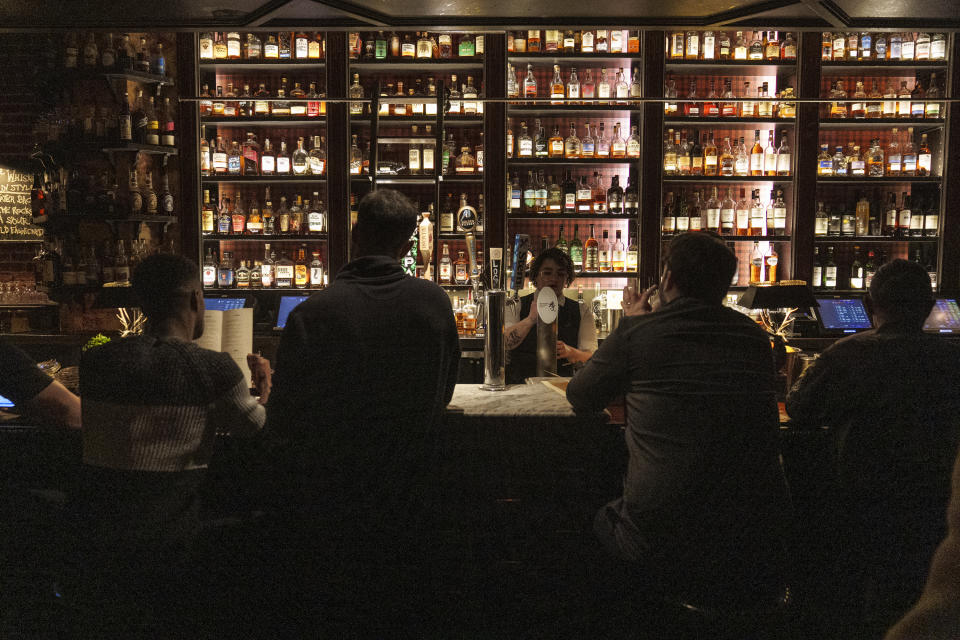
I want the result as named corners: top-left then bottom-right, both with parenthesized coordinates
top-left (509, 157), bottom-right (637, 165)
top-left (202, 175), bottom-right (326, 183)
top-left (664, 176), bottom-right (791, 182)
top-left (203, 234), bottom-right (328, 241)
top-left (201, 117), bottom-right (327, 126)
top-left (818, 118), bottom-right (943, 129)
top-left (508, 53), bottom-right (643, 62)
top-left (664, 117), bottom-right (794, 125)
top-left (816, 176), bottom-right (941, 184)
top-left (199, 60), bottom-right (325, 71)
top-left (350, 59), bottom-right (483, 71)
top-left (813, 236), bottom-right (938, 243)
top-left (662, 234), bottom-right (792, 242)
top-left (509, 214), bottom-right (635, 220)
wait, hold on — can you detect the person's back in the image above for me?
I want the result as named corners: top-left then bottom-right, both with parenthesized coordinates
top-left (787, 260), bottom-right (960, 632)
top-left (568, 233), bottom-right (784, 592)
top-left (266, 189), bottom-right (460, 547)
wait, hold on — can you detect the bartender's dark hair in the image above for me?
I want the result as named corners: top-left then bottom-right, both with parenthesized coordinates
top-left (354, 189), bottom-right (418, 254)
top-left (869, 259), bottom-right (935, 328)
top-left (663, 232), bottom-right (737, 304)
top-left (132, 253), bottom-right (199, 320)
top-left (528, 248), bottom-right (575, 286)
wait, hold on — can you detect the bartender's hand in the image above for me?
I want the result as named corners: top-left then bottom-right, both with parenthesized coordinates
top-left (247, 353), bottom-right (273, 405)
top-left (523, 289), bottom-right (539, 326)
top-left (622, 284), bottom-right (659, 317)
top-left (557, 340), bottom-right (590, 364)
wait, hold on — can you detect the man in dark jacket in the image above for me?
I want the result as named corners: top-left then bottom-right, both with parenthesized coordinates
top-left (788, 259), bottom-right (960, 637)
top-left (264, 189), bottom-right (460, 636)
top-left (567, 232), bottom-right (787, 598)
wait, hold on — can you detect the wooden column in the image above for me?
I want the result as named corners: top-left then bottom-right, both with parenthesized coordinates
top-left (326, 31), bottom-right (350, 277)
top-left (175, 33), bottom-right (199, 264)
top-left (640, 30), bottom-right (665, 286)
top-left (483, 32), bottom-right (507, 287)
top-left (939, 35), bottom-right (960, 296)
top-left (792, 31), bottom-right (822, 283)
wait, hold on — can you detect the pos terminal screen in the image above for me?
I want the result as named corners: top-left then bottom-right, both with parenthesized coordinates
top-left (815, 297), bottom-right (873, 334)
top-left (276, 295), bottom-right (310, 329)
top-left (204, 297), bottom-right (247, 311)
top-left (0, 394), bottom-right (13, 408)
top-left (924, 299), bottom-right (960, 334)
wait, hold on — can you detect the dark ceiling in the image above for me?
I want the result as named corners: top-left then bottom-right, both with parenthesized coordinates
top-left (2, 0), bottom-right (958, 30)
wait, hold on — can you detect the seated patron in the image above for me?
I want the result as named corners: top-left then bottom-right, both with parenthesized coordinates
top-left (74, 254), bottom-right (270, 632)
top-left (787, 259), bottom-right (960, 636)
top-left (0, 337), bottom-right (80, 429)
top-left (567, 233), bottom-right (788, 597)
top-left (504, 247), bottom-right (597, 383)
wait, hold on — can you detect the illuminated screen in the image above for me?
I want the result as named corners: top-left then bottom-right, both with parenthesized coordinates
top-left (816, 297), bottom-right (873, 333)
top-left (0, 394), bottom-right (14, 408)
top-left (924, 299), bottom-right (960, 334)
top-left (276, 296), bottom-right (310, 329)
top-left (204, 297), bottom-right (247, 311)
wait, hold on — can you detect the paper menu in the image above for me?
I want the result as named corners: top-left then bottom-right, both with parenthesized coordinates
top-left (195, 308), bottom-right (254, 381)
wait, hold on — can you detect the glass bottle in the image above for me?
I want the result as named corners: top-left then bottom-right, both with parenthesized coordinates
top-left (242, 132), bottom-right (261, 175)
top-left (564, 122), bottom-right (581, 158)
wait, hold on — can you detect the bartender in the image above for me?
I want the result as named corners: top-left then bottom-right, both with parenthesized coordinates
top-left (504, 248), bottom-right (597, 383)
top-left (0, 337), bottom-right (81, 429)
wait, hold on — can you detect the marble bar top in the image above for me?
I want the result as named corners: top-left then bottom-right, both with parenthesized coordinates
top-left (447, 380), bottom-right (597, 419)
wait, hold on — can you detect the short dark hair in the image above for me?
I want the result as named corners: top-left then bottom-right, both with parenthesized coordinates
top-left (663, 232), bottom-right (737, 304)
top-left (869, 259), bottom-right (935, 328)
top-left (132, 253), bottom-right (199, 320)
top-left (354, 189), bottom-right (418, 255)
top-left (528, 247), bottom-right (575, 287)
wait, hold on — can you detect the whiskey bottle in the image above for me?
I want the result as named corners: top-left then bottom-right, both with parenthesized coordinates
top-left (719, 188), bottom-right (736, 235)
top-left (626, 233), bottom-right (639, 272)
top-left (242, 132), bottom-right (261, 175)
top-left (849, 247), bottom-right (864, 289)
top-left (607, 176), bottom-right (624, 214)
top-left (705, 187), bottom-right (721, 233)
top-left (823, 246), bottom-right (837, 289)
top-left (292, 137), bottom-right (309, 175)
top-left (203, 248), bottom-right (217, 287)
top-left (201, 189), bottom-right (215, 235)
top-left (564, 122), bottom-right (581, 158)
top-left (236, 261), bottom-right (250, 289)
top-left (261, 244), bottom-right (275, 288)
top-left (624, 173), bottom-right (639, 215)
top-left (439, 244), bottom-right (453, 283)
top-left (217, 196), bottom-right (231, 234)
top-left (309, 252), bottom-right (324, 288)
top-left (276, 139), bottom-right (291, 174)
top-left (454, 250), bottom-right (469, 284)
top-left (735, 188), bottom-right (750, 236)
top-left (592, 172), bottom-right (607, 213)
top-left (584, 225), bottom-right (599, 272)
top-left (765, 244), bottom-right (779, 283)
top-left (576, 175), bottom-right (593, 213)
top-left (290, 195), bottom-right (304, 234)
top-left (159, 164), bottom-right (175, 217)
top-left (307, 193), bottom-right (325, 234)
top-left (419, 211), bottom-right (434, 279)
top-left (275, 251), bottom-right (294, 288)
top-left (569, 225), bottom-right (584, 273)
top-left (218, 251), bottom-right (235, 288)
top-left (598, 230), bottom-right (611, 272)
top-left (294, 245), bottom-right (308, 289)
top-left (750, 130), bottom-right (764, 176)
top-left (247, 196), bottom-right (263, 234)
top-left (555, 225), bottom-right (569, 254)
top-left (142, 171), bottom-right (158, 214)
top-left (547, 176), bottom-right (562, 213)
top-left (917, 133), bottom-right (932, 176)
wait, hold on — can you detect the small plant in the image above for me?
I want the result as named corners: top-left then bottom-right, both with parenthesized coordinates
top-left (82, 333), bottom-right (111, 352)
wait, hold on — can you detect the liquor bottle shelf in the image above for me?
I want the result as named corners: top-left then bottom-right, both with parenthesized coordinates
top-left (350, 117), bottom-right (483, 126)
top-left (199, 61), bottom-right (326, 71)
top-left (665, 61), bottom-right (796, 74)
top-left (507, 104), bottom-right (634, 112)
top-left (508, 53), bottom-right (644, 62)
top-left (201, 117), bottom-right (327, 126)
top-left (440, 175), bottom-right (484, 182)
top-left (509, 214), bottom-right (636, 220)
top-left (821, 60), bottom-right (948, 70)
top-left (813, 236), bottom-right (939, 243)
top-left (573, 271), bottom-right (639, 278)
top-left (811, 288), bottom-right (869, 294)
top-left (818, 119), bottom-right (944, 129)
top-left (508, 157), bottom-right (637, 165)
top-left (662, 234), bottom-right (792, 242)
top-left (102, 70), bottom-right (175, 86)
top-left (204, 287), bottom-right (324, 293)
top-left (663, 175), bottom-right (791, 182)
top-left (664, 117), bottom-right (795, 125)
top-left (440, 283), bottom-right (476, 289)
top-left (350, 60), bottom-right (483, 71)
top-left (374, 177), bottom-right (438, 185)
top-left (101, 143), bottom-right (179, 156)
top-left (203, 234), bottom-right (328, 241)
top-left (201, 175), bottom-right (327, 183)
top-left (816, 176), bottom-right (941, 184)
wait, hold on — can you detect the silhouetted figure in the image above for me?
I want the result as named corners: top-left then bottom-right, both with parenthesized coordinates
top-left (788, 259), bottom-right (960, 638)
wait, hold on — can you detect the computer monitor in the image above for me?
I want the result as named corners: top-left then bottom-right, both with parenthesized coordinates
top-left (204, 296), bottom-right (248, 311)
top-left (0, 394), bottom-right (13, 409)
top-left (815, 296), bottom-right (874, 335)
top-left (924, 298), bottom-right (960, 334)
top-left (276, 295), bottom-right (311, 330)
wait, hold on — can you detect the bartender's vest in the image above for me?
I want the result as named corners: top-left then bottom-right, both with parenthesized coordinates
top-left (507, 293), bottom-right (581, 384)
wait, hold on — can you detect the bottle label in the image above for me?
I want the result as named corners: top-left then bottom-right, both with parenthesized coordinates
top-left (750, 155), bottom-right (763, 173)
top-left (825, 266), bottom-right (837, 287)
top-left (277, 157), bottom-right (290, 173)
top-left (812, 265), bottom-right (822, 288)
top-left (925, 215), bottom-right (939, 232)
top-left (903, 156), bottom-right (917, 173)
top-left (736, 210), bottom-right (749, 229)
top-left (777, 154), bottom-right (791, 174)
top-left (850, 274), bottom-right (863, 289)
top-left (910, 215), bottom-right (923, 230)
top-left (275, 265), bottom-right (294, 280)
top-left (706, 208), bottom-right (720, 229)
top-left (919, 154), bottom-right (932, 174)
top-left (310, 267), bottom-right (324, 284)
top-left (815, 218), bottom-right (828, 235)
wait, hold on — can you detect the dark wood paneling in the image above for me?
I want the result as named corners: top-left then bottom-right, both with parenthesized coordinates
top-left (176, 33), bottom-right (200, 266)
top-left (792, 30), bottom-right (821, 283)
top-left (484, 33), bottom-right (507, 289)
top-left (640, 30), bottom-right (665, 286)
top-left (326, 31), bottom-right (351, 277)
top-left (939, 35), bottom-right (960, 296)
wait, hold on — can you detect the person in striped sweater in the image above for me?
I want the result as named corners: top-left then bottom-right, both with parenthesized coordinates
top-left (72, 253), bottom-right (270, 633)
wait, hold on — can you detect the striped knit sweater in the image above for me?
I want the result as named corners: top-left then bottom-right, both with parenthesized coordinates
top-left (80, 334), bottom-right (265, 472)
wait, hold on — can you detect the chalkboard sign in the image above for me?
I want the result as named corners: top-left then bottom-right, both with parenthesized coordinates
top-left (0, 166), bottom-right (44, 242)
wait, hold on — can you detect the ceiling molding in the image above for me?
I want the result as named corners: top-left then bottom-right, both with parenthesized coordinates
top-left (704, 0), bottom-right (801, 26)
top-left (312, 0), bottom-right (391, 26)
top-left (245, 0), bottom-right (298, 26)
top-left (812, 0), bottom-right (851, 27)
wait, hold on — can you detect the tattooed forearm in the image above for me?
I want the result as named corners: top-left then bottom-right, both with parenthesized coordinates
top-left (505, 328), bottom-right (525, 349)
